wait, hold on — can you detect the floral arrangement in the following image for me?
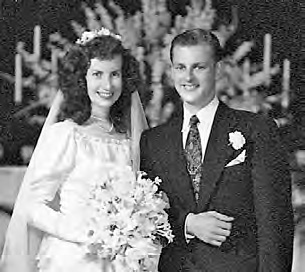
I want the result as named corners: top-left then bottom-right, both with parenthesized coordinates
top-left (84, 164), bottom-right (173, 271)
top-left (1, 0), bottom-right (292, 136)
top-left (68, 0), bottom-right (219, 126)
top-left (66, 0), bottom-right (289, 126)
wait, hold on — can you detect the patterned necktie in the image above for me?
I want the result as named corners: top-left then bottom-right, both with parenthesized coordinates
top-left (185, 115), bottom-right (202, 202)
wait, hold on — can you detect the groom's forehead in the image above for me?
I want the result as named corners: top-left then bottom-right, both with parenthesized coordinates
top-left (171, 45), bottom-right (215, 63)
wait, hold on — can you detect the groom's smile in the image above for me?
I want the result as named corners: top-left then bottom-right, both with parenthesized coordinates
top-left (171, 44), bottom-right (217, 112)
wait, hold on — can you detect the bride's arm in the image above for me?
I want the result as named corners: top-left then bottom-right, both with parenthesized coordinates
top-left (24, 122), bottom-right (83, 243)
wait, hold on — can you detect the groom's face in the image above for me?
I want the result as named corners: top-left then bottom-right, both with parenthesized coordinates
top-left (171, 43), bottom-right (217, 110)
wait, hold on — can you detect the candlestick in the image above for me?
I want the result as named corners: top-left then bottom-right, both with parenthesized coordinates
top-left (282, 59), bottom-right (290, 92)
top-left (263, 33), bottom-right (271, 85)
top-left (33, 25), bottom-right (41, 59)
top-left (281, 59), bottom-right (290, 109)
top-left (51, 49), bottom-right (58, 74)
top-left (14, 53), bottom-right (22, 104)
top-left (51, 49), bottom-right (58, 92)
top-left (243, 58), bottom-right (251, 96)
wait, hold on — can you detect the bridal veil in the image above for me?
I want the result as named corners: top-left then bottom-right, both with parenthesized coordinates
top-left (0, 90), bottom-right (148, 272)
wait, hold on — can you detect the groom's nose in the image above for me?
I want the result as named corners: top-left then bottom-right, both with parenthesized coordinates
top-left (184, 68), bottom-right (195, 82)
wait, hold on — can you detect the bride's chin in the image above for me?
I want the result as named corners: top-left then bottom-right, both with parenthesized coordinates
top-left (94, 99), bottom-right (115, 109)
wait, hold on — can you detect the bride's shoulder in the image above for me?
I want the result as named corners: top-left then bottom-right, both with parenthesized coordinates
top-left (46, 119), bottom-right (78, 137)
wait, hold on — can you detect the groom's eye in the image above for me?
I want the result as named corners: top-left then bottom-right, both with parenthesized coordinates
top-left (174, 65), bottom-right (185, 71)
top-left (92, 71), bottom-right (103, 78)
top-left (194, 64), bottom-right (208, 70)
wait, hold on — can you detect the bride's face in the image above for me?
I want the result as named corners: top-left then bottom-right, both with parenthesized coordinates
top-left (86, 56), bottom-right (123, 110)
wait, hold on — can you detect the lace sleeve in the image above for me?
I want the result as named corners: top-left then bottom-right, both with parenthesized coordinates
top-left (26, 121), bottom-right (82, 242)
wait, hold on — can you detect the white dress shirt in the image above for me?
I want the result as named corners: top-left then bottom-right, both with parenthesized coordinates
top-left (182, 96), bottom-right (219, 156)
top-left (182, 96), bottom-right (219, 241)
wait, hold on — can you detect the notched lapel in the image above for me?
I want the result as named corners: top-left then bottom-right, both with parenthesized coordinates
top-left (197, 103), bottom-right (237, 210)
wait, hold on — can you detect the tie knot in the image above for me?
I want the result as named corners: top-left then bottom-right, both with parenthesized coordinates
top-left (189, 115), bottom-right (200, 127)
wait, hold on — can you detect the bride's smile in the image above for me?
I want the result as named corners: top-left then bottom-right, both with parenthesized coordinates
top-left (86, 56), bottom-right (123, 112)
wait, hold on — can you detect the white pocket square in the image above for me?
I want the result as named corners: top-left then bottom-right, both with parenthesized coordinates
top-left (225, 150), bottom-right (246, 167)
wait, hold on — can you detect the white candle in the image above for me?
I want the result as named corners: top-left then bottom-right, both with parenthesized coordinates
top-left (243, 59), bottom-right (250, 81)
top-left (14, 53), bottom-right (22, 103)
top-left (34, 25), bottom-right (41, 59)
top-left (243, 58), bottom-right (251, 95)
top-left (51, 49), bottom-right (58, 91)
top-left (263, 33), bottom-right (271, 84)
top-left (281, 59), bottom-right (291, 109)
top-left (51, 49), bottom-right (58, 74)
top-left (282, 59), bottom-right (290, 92)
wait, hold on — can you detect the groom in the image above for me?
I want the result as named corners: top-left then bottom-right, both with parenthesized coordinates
top-left (140, 29), bottom-right (294, 271)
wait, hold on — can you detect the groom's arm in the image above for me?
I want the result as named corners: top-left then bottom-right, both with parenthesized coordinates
top-left (140, 131), bottom-right (189, 246)
top-left (251, 116), bottom-right (294, 271)
top-left (140, 131), bottom-right (234, 247)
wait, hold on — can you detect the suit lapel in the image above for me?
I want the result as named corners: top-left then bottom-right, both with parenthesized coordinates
top-left (197, 102), bottom-right (237, 210)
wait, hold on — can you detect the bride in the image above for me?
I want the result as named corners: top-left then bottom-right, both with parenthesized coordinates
top-left (0, 28), bottom-right (148, 272)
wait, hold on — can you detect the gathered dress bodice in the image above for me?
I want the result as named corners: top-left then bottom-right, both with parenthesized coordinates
top-left (26, 120), bottom-right (133, 272)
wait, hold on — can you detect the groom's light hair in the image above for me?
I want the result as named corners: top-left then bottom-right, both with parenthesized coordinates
top-left (170, 28), bottom-right (223, 62)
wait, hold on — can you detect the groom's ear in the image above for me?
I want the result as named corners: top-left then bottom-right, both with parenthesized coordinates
top-left (170, 62), bottom-right (176, 81)
top-left (170, 62), bottom-right (174, 73)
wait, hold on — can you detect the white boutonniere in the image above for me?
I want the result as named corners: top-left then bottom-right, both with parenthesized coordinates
top-left (228, 131), bottom-right (246, 150)
top-left (226, 131), bottom-right (246, 167)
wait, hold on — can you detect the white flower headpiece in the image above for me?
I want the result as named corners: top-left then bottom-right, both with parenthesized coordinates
top-left (76, 27), bottom-right (122, 45)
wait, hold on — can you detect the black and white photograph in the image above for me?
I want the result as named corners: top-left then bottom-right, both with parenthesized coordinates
top-left (0, 0), bottom-right (303, 271)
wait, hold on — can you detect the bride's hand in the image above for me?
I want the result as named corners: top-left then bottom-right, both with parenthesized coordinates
top-left (186, 211), bottom-right (234, 247)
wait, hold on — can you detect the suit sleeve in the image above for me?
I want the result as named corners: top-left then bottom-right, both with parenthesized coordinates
top-left (139, 131), bottom-right (154, 180)
top-left (140, 131), bottom-right (189, 246)
top-left (252, 117), bottom-right (294, 271)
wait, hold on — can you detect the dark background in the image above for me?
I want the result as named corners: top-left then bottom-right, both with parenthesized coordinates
top-left (0, 0), bottom-right (302, 164)
top-left (0, 0), bottom-right (302, 107)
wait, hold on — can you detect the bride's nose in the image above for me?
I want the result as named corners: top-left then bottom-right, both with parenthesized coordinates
top-left (100, 75), bottom-right (112, 90)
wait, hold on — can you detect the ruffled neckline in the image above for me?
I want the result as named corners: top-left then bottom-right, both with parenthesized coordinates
top-left (65, 120), bottom-right (130, 146)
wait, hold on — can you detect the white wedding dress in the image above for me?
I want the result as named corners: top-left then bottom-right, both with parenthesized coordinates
top-left (27, 120), bottom-right (132, 272)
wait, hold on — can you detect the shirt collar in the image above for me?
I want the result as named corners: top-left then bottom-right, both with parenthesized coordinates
top-left (182, 96), bottom-right (219, 132)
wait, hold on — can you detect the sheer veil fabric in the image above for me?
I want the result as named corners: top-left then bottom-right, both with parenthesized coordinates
top-left (0, 90), bottom-right (148, 272)
top-left (130, 91), bottom-right (148, 171)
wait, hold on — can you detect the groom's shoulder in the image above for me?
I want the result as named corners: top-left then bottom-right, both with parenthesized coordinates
top-left (142, 122), bottom-right (172, 139)
top-left (227, 105), bottom-right (278, 130)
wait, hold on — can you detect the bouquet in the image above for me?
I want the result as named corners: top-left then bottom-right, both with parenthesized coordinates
top-left (84, 164), bottom-right (174, 271)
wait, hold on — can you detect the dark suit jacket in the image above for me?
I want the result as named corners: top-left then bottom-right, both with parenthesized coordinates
top-left (140, 102), bottom-right (294, 272)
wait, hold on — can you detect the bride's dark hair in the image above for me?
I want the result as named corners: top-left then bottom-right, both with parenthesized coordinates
top-left (58, 35), bottom-right (143, 133)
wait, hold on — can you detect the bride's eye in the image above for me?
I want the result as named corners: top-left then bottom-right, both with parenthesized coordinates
top-left (111, 71), bottom-right (121, 78)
